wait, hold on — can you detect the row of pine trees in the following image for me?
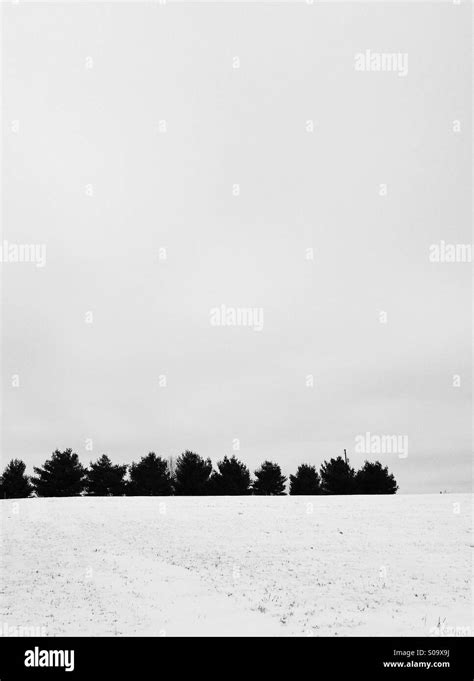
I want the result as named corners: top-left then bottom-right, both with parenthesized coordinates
top-left (0, 449), bottom-right (398, 499)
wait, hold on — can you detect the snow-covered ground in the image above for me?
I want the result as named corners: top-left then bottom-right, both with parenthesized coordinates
top-left (0, 494), bottom-right (471, 636)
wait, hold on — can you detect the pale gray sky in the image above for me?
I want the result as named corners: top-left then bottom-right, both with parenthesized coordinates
top-left (1, 1), bottom-right (472, 493)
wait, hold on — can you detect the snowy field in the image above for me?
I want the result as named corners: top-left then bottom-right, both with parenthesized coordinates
top-left (0, 494), bottom-right (471, 637)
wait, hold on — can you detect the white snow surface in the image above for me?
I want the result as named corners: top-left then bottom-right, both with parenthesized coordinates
top-left (1, 494), bottom-right (472, 637)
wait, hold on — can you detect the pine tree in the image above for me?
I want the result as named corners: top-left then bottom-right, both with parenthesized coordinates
top-left (289, 463), bottom-right (321, 495)
top-left (31, 449), bottom-right (86, 497)
top-left (355, 460), bottom-right (398, 494)
top-left (320, 456), bottom-right (355, 494)
top-left (0, 459), bottom-right (33, 498)
top-left (173, 451), bottom-right (212, 495)
top-left (208, 455), bottom-right (251, 495)
top-left (252, 461), bottom-right (287, 495)
top-left (127, 452), bottom-right (172, 495)
top-left (84, 454), bottom-right (127, 496)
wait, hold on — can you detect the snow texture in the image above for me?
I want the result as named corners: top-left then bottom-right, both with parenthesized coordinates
top-left (1, 494), bottom-right (471, 637)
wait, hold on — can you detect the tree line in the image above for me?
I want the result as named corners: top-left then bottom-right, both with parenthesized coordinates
top-left (0, 449), bottom-right (398, 499)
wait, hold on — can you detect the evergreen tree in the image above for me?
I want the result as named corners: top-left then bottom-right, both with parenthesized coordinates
top-left (84, 454), bottom-right (127, 496)
top-left (289, 463), bottom-right (321, 495)
top-left (208, 455), bottom-right (251, 495)
top-left (252, 461), bottom-right (287, 495)
top-left (355, 460), bottom-right (398, 494)
top-left (127, 452), bottom-right (173, 495)
top-left (173, 451), bottom-right (212, 496)
top-left (0, 459), bottom-right (33, 499)
top-left (320, 456), bottom-right (355, 494)
top-left (31, 449), bottom-right (86, 497)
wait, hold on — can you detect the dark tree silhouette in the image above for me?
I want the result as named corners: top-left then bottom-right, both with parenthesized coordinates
top-left (355, 460), bottom-right (398, 494)
top-left (252, 461), bottom-right (287, 495)
top-left (31, 448), bottom-right (86, 497)
top-left (0, 459), bottom-right (33, 498)
top-left (127, 452), bottom-right (172, 496)
top-left (173, 450), bottom-right (212, 496)
top-left (85, 454), bottom-right (127, 496)
top-left (289, 463), bottom-right (321, 495)
top-left (208, 455), bottom-right (252, 495)
top-left (320, 456), bottom-right (355, 494)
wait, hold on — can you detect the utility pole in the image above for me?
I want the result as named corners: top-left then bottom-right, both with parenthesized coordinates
top-left (344, 449), bottom-right (347, 464)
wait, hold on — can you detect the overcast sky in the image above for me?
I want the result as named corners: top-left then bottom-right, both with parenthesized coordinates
top-left (1, 1), bottom-right (471, 493)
